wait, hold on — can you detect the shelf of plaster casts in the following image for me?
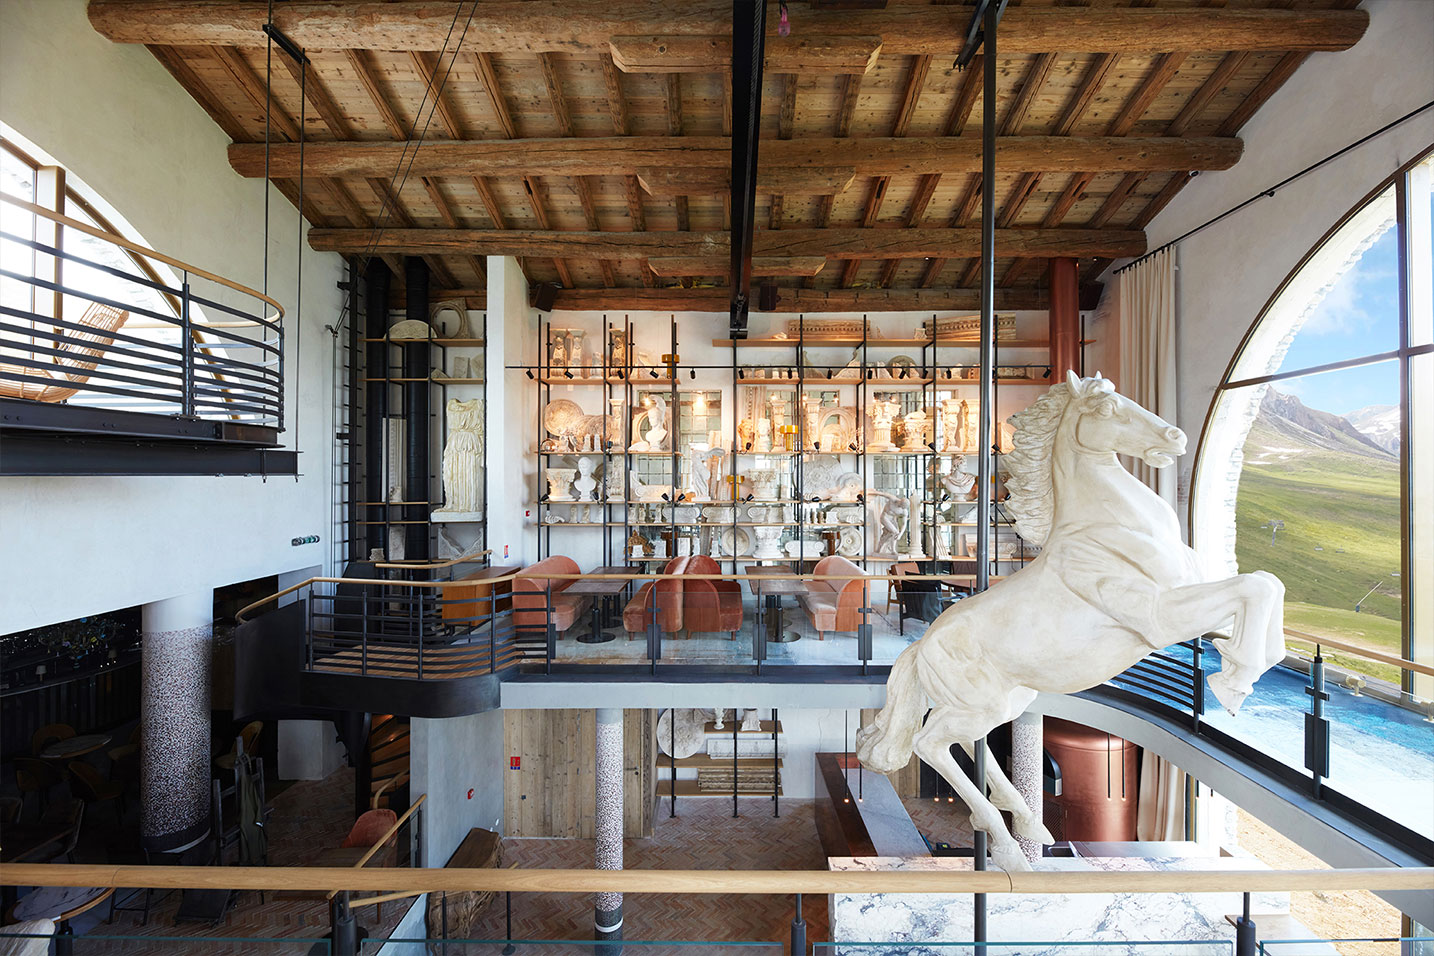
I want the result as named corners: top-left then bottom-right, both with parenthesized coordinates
top-left (714, 336), bottom-right (1068, 349)
top-left (540, 375), bottom-right (674, 385)
top-left (364, 337), bottom-right (486, 346)
top-left (431, 512), bottom-right (485, 523)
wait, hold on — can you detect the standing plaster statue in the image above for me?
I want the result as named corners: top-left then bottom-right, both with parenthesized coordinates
top-left (435, 399), bottom-right (483, 515)
top-left (857, 373), bottom-right (1286, 872)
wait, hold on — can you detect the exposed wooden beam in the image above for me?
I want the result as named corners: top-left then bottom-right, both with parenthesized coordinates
top-left (610, 35), bottom-right (881, 75)
top-left (308, 226), bottom-right (1146, 260)
top-left (1054, 53), bottom-right (1118, 137)
top-left (1001, 53), bottom-right (1057, 136)
top-left (637, 166), bottom-right (858, 197)
top-left (471, 53), bottom-right (518, 138)
top-left (212, 46), bottom-right (300, 141)
top-left (426, 284), bottom-right (1048, 313)
top-left (94, 3), bottom-right (1369, 56)
top-left (599, 53), bottom-right (630, 136)
top-left (1166, 51), bottom-right (1248, 137)
top-left (233, 134), bottom-right (1243, 179)
top-left (1217, 52), bottom-right (1307, 136)
top-left (648, 256), bottom-right (827, 278)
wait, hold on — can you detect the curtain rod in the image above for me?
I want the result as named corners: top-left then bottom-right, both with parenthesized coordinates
top-left (1113, 100), bottom-right (1434, 276)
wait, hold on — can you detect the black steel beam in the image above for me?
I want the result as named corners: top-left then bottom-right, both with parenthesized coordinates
top-left (728, 0), bottom-right (768, 338)
top-left (0, 432), bottom-right (298, 476)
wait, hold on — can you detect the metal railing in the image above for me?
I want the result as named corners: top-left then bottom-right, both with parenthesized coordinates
top-left (0, 193), bottom-right (285, 428)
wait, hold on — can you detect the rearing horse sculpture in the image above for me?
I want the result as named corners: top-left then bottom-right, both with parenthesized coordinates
top-left (857, 371), bottom-right (1285, 872)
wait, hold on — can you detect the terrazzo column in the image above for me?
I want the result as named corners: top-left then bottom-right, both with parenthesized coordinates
top-left (1011, 711), bottom-right (1044, 862)
top-left (595, 708), bottom-right (624, 952)
top-left (140, 589), bottom-right (213, 853)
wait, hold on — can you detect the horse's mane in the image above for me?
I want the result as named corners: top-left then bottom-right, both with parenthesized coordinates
top-left (1003, 382), bottom-right (1073, 547)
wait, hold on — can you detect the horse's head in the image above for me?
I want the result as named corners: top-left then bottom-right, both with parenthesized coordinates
top-left (1064, 371), bottom-right (1186, 467)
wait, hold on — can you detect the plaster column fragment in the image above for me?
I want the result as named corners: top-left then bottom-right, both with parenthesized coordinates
top-left (140, 589), bottom-right (214, 852)
top-left (595, 708), bottom-right (624, 946)
top-left (1011, 710), bottom-right (1045, 863)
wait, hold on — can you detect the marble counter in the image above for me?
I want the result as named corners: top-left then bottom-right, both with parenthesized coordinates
top-left (828, 855), bottom-right (1287, 955)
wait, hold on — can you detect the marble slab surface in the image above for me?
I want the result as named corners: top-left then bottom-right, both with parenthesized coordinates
top-left (828, 855), bottom-right (1286, 955)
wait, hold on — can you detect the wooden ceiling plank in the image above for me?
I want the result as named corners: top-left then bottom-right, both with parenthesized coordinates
top-left (409, 50), bottom-right (468, 140)
top-left (344, 50), bottom-right (406, 139)
top-left (1217, 52), bottom-right (1307, 136)
top-left (834, 73), bottom-right (864, 139)
top-left (232, 134), bottom-right (1242, 179)
top-left (610, 34), bottom-right (881, 76)
top-left (212, 46), bottom-right (301, 141)
top-left (1054, 52), bottom-right (1118, 137)
top-left (471, 53), bottom-right (518, 139)
top-left (1001, 53), bottom-right (1057, 136)
top-left (94, 4), bottom-right (1370, 56)
top-left (649, 256), bottom-right (827, 278)
top-left (600, 53), bottom-right (630, 136)
top-left (536, 53), bottom-right (575, 138)
top-left (147, 45), bottom-right (249, 142)
top-left (1107, 52), bottom-right (1187, 137)
top-left (1166, 51), bottom-right (1248, 137)
top-left (1132, 171), bottom-right (1194, 229)
top-left (472, 176), bottom-right (508, 231)
top-left (1088, 172), bottom-right (1147, 229)
top-left (421, 177), bottom-right (485, 280)
top-left (308, 226), bottom-right (1146, 260)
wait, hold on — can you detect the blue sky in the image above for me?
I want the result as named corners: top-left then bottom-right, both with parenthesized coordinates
top-left (1274, 228), bottom-right (1402, 417)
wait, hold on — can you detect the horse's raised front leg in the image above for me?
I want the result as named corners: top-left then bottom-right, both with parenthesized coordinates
top-left (1155, 571), bottom-right (1285, 715)
top-left (913, 708), bottom-right (1030, 872)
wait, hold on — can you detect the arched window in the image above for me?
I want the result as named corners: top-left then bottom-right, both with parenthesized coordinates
top-left (1191, 148), bottom-right (1432, 701)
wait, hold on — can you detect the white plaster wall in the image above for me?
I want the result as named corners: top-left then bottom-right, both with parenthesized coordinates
top-left (1099, 0), bottom-right (1434, 545)
top-left (410, 709), bottom-right (505, 867)
top-left (0, 0), bottom-right (344, 632)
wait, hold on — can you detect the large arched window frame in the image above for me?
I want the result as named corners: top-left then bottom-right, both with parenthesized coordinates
top-left (1190, 146), bottom-right (1433, 699)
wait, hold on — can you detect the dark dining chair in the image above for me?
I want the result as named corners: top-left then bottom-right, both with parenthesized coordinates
top-left (67, 761), bottom-right (126, 824)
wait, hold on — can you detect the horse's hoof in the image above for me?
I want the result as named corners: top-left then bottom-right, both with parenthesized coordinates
top-left (991, 845), bottom-right (1034, 872)
top-left (1016, 817), bottom-right (1055, 847)
top-left (1209, 672), bottom-right (1250, 716)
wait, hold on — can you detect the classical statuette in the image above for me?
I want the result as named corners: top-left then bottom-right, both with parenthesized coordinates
top-left (938, 455), bottom-right (979, 502)
top-left (572, 456), bottom-right (599, 501)
top-left (705, 448), bottom-right (727, 501)
top-left (857, 372), bottom-right (1287, 873)
top-left (609, 330), bottom-right (627, 371)
top-left (740, 709), bottom-right (762, 732)
top-left (755, 419), bottom-right (772, 453)
top-left (868, 490), bottom-right (909, 557)
top-left (802, 396), bottom-right (823, 451)
top-left (903, 492), bottom-right (926, 558)
top-left (686, 443), bottom-right (712, 501)
top-left (737, 419), bottom-right (756, 451)
top-left (940, 398), bottom-right (966, 452)
top-left (545, 468), bottom-right (576, 501)
top-left (629, 395), bottom-right (669, 452)
top-left (434, 399), bottom-right (484, 516)
top-left (868, 398), bottom-right (900, 453)
top-left (627, 530), bottom-right (649, 558)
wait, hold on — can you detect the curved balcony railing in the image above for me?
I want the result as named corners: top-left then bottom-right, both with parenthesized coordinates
top-left (0, 192), bottom-right (284, 429)
top-left (236, 561), bottom-right (1434, 860)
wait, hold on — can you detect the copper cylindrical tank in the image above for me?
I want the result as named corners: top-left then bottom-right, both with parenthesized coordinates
top-left (1042, 717), bottom-right (1138, 842)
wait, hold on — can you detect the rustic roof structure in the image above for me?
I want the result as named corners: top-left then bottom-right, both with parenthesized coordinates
top-left (89, 0), bottom-right (1368, 311)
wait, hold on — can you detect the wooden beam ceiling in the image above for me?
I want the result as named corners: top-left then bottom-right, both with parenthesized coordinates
top-left (90, 2), bottom-right (1369, 56)
top-left (231, 135), bottom-right (1244, 179)
top-left (98, 0), bottom-right (1363, 311)
top-left (307, 226), bottom-right (1146, 260)
top-left (428, 285), bottom-right (1050, 312)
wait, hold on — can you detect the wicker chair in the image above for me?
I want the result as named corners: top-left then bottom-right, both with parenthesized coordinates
top-left (0, 302), bottom-right (131, 402)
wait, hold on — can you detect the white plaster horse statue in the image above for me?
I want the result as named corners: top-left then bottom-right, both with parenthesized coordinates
top-left (857, 371), bottom-right (1285, 872)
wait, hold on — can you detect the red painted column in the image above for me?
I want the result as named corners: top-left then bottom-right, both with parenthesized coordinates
top-left (1048, 257), bottom-right (1081, 377)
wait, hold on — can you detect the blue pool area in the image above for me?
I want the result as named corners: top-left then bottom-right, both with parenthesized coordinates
top-left (1188, 646), bottom-right (1434, 839)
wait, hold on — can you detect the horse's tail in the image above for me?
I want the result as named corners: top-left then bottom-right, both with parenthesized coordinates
top-left (856, 643), bottom-right (925, 773)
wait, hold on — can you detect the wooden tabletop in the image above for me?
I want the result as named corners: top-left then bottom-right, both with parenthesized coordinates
top-left (12, 884), bottom-right (113, 922)
top-left (755, 578), bottom-right (808, 596)
top-left (39, 734), bottom-right (111, 760)
top-left (564, 577), bottom-right (630, 595)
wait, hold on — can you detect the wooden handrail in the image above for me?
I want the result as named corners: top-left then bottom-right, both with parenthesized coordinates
top-left (0, 193), bottom-right (284, 323)
top-left (0, 863), bottom-right (1427, 896)
top-left (349, 888), bottom-right (424, 909)
top-left (327, 792), bottom-right (428, 900)
top-left (376, 550), bottom-right (493, 570)
top-left (1284, 628), bottom-right (1434, 679)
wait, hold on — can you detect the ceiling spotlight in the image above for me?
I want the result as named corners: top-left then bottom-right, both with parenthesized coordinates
top-left (1042, 367), bottom-right (1052, 379)
top-left (525, 369), bottom-right (535, 380)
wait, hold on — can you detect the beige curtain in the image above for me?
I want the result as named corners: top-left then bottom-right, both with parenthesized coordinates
top-left (1118, 247), bottom-right (1179, 506)
top-left (1136, 751), bottom-right (1186, 840)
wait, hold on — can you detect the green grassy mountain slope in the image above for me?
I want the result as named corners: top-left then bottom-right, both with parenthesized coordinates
top-left (1233, 393), bottom-right (1403, 661)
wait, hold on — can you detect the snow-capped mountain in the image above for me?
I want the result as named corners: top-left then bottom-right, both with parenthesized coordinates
top-left (1346, 404), bottom-right (1401, 455)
